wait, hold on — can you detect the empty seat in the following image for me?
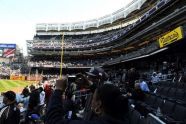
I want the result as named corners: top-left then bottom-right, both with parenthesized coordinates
top-left (176, 83), bottom-right (185, 89)
top-left (130, 110), bottom-right (141, 124)
top-left (139, 117), bottom-right (147, 124)
top-left (183, 84), bottom-right (186, 90)
top-left (129, 105), bottom-right (135, 117)
top-left (166, 88), bottom-right (176, 99)
top-left (172, 104), bottom-right (186, 123)
top-left (175, 89), bottom-right (185, 101)
top-left (169, 83), bottom-right (177, 88)
top-left (160, 81), bottom-right (170, 87)
top-left (183, 93), bottom-right (186, 102)
top-left (161, 100), bottom-right (175, 116)
top-left (153, 97), bottom-right (164, 109)
top-left (145, 95), bottom-right (156, 106)
top-left (160, 87), bottom-right (170, 98)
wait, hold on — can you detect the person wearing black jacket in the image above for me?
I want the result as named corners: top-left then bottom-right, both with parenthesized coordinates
top-left (46, 76), bottom-right (129, 124)
top-left (0, 91), bottom-right (20, 124)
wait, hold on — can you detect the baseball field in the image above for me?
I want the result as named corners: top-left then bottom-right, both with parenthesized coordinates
top-left (0, 80), bottom-right (35, 93)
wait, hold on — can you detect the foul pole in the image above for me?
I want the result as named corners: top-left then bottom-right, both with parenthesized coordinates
top-left (60, 33), bottom-right (65, 79)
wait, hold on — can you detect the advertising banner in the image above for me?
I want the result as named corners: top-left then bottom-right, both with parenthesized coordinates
top-left (158, 26), bottom-right (184, 48)
top-left (10, 75), bottom-right (25, 81)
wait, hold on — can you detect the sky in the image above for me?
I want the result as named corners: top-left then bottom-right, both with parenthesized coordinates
top-left (0, 0), bottom-right (133, 56)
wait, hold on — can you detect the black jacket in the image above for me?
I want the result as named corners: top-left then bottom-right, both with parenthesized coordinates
top-left (0, 103), bottom-right (20, 124)
top-left (28, 89), bottom-right (40, 110)
top-left (46, 90), bottom-right (129, 124)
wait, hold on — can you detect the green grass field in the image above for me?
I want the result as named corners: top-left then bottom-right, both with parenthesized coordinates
top-left (0, 80), bottom-right (33, 93)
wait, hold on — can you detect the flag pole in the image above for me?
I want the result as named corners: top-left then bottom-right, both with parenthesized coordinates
top-left (60, 33), bottom-right (64, 79)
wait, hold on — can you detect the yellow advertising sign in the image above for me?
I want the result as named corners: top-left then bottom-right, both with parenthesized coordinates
top-left (10, 75), bottom-right (25, 81)
top-left (158, 26), bottom-right (184, 48)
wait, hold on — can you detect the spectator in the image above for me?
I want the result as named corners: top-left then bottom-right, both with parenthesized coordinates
top-left (121, 69), bottom-right (127, 83)
top-left (28, 85), bottom-right (40, 111)
top-left (44, 81), bottom-right (53, 106)
top-left (138, 75), bottom-right (150, 92)
top-left (162, 61), bottom-right (168, 74)
top-left (0, 91), bottom-right (20, 124)
top-left (125, 68), bottom-right (140, 91)
top-left (16, 93), bottom-right (23, 104)
top-left (46, 77), bottom-right (129, 124)
top-left (20, 87), bottom-right (30, 112)
top-left (128, 84), bottom-right (145, 104)
top-left (139, 80), bottom-right (150, 92)
top-left (39, 87), bottom-right (45, 106)
top-left (73, 67), bottom-right (108, 120)
top-left (151, 72), bottom-right (160, 84)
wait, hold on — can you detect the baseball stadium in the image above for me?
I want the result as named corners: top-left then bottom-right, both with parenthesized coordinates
top-left (0, 0), bottom-right (186, 124)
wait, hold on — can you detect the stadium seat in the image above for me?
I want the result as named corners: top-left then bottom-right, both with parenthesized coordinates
top-left (172, 104), bottom-right (186, 123)
top-left (175, 89), bottom-right (185, 101)
top-left (139, 116), bottom-right (147, 124)
top-left (145, 95), bottom-right (156, 106)
top-left (148, 7), bottom-right (156, 15)
top-left (157, 0), bottom-right (166, 8)
top-left (176, 83), bottom-right (185, 89)
top-left (152, 97), bottom-right (164, 109)
top-left (161, 100), bottom-right (175, 116)
top-left (166, 88), bottom-right (176, 99)
top-left (161, 87), bottom-right (170, 98)
top-left (130, 110), bottom-right (141, 124)
top-left (155, 87), bottom-right (164, 96)
top-left (169, 83), bottom-right (177, 88)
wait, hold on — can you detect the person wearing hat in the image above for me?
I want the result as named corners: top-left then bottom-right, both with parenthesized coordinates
top-left (0, 91), bottom-right (20, 124)
top-left (74, 67), bottom-right (108, 120)
top-left (75, 67), bottom-right (108, 91)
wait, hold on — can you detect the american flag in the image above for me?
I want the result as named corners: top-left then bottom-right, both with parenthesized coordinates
top-left (3, 49), bottom-right (15, 58)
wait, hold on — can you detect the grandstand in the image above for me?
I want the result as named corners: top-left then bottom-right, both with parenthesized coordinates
top-left (27, 0), bottom-right (185, 72)
top-left (25, 0), bottom-right (186, 123)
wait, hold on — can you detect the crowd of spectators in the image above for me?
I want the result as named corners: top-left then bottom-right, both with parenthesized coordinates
top-left (30, 26), bottom-right (128, 49)
top-left (28, 59), bottom-right (105, 68)
top-left (0, 64), bottom-right (21, 79)
top-left (0, 65), bottom-right (10, 77)
top-left (28, 41), bottom-right (160, 69)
